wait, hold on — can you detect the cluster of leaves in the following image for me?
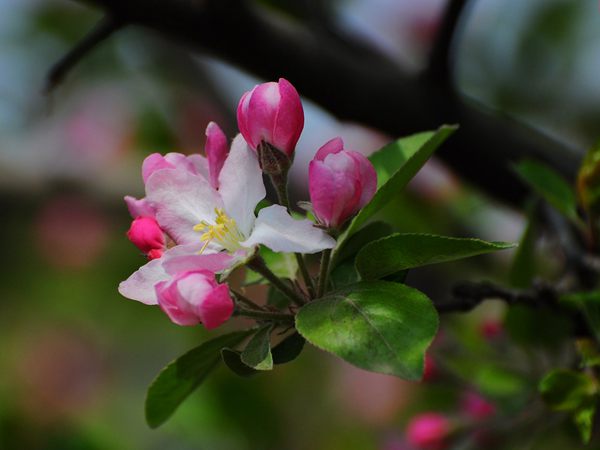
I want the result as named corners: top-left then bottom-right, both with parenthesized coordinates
top-left (144, 126), bottom-right (517, 428)
top-left (513, 142), bottom-right (600, 444)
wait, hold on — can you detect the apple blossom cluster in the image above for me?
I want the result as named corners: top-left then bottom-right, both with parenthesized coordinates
top-left (119, 78), bottom-right (377, 329)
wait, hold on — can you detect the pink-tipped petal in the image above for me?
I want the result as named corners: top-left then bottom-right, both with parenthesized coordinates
top-left (348, 151), bottom-right (377, 208)
top-left (163, 252), bottom-right (237, 275)
top-left (197, 283), bottom-right (235, 329)
top-left (142, 153), bottom-right (175, 183)
top-left (272, 78), bottom-right (304, 155)
top-left (205, 122), bottom-right (229, 189)
top-left (314, 137), bottom-right (344, 161)
top-left (155, 271), bottom-right (233, 328)
top-left (146, 168), bottom-right (222, 245)
top-left (236, 91), bottom-right (253, 148)
top-left (124, 195), bottom-right (155, 218)
top-left (118, 258), bottom-right (169, 305)
top-left (247, 82), bottom-right (279, 147)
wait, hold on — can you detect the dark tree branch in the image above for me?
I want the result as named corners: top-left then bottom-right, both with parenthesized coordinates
top-left (45, 15), bottom-right (123, 93)
top-left (437, 280), bottom-right (556, 313)
top-left (64, 0), bottom-right (582, 206)
top-left (426, 0), bottom-right (469, 85)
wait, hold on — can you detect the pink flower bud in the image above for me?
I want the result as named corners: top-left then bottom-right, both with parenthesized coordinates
top-left (422, 354), bottom-right (437, 382)
top-left (309, 137), bottom-right (377, 228)
top-left (461, 391), bottom-right (496, 421)
top-left (155, 270), bottom-right (234, 328)
top-left (237, 78), bottom-right (304, 156)
top-left (479, 319), bottom-right (503, 340)
top-left (406, 413), bottom-right (451, 450)
top-left (126, 216), bottom-right (165, 260)
top-left (205, 121), bottom-right (229, 189)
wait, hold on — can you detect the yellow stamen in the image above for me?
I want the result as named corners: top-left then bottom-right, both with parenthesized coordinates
top-left (193, 208), bottom-right (244, 253)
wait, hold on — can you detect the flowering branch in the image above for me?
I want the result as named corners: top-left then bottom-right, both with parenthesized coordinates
top-left (66, 0), bottom-right (580, 207)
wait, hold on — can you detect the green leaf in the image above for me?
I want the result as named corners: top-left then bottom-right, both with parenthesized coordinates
top-left (241, 324), bottom-right (274, 371)
top-left (574, 401), bottom-right (596, 444)
top-left (539, 369), bottom-right (597, 411)
top-left (267, 285), bottom-right (290, 309)
top-left (509, 201), bottom-right (539, 288)
top-left (355, 233), bottom-right (515, 280)
top-left (330, 259), bottom-right (360, 289)
top-left (272, 332), bottom-right (305, 365)
top-left (145, 330), bottom-right (253, 428)
top-left (295, 281), bottom-right (438, 379)
top-left (342, 125), bottom-right (457, 240)
top-left (330, 222), bottom-right (393, 269)
top-left (221, 348), bottom-right (259, 377)
top-left (576, 339), bottom-right (600, 369)
top-left (561, 292), bottom-right (600, 343)
top-left (505, 305), bottom-right (573, 349)
top-left (515, 159), bottom-right (579, 223)
top-left (245, 247), bottom-right (298, 285)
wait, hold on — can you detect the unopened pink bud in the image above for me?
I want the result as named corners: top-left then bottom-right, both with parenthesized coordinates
top-left (155, 270), bottom-right (234, 328)
top-left (406, 413), bottom-right (451, 450)
top-left (205, 121), bottom-right (229, 189)
top-left (237, 78), bottom-right (304, 156)
top-left (461, 391), bottom-right (496, 421)
top-left (309, 137), bottom-right (377, 229)
top-left (126, 216), bottom-right (165, 259)
top-left (422, 354), bottom-right (437, 382)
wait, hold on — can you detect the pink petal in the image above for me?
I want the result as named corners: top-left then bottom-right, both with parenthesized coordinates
top-left (126, 216), bottom-right (165, 255)
top-left (124, 195), bottom-right (155, 218)
top-left (272, 78), bottom-right (304, 155)
top-left (142, 153), bottom-right (175, 183)
top-left (314, 137), bottom-right (344, 161)
top-left (197, 283), bottom-right (234, 329)
top-left (236, 91), bottom-right (253, 148)
top-left (205, 122), bottom-right (229, 189)
top-left (246, 82), bottom-right (280, 148)
top-left (118, 258), bottom-right (169, 305)
top-left (163, 252), bottom-right (236, 275)
top-left (347, 151), bottom-right (377, 209)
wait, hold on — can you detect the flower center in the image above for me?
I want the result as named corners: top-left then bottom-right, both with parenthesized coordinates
top-left (193, 208), bottom-right (244, 254)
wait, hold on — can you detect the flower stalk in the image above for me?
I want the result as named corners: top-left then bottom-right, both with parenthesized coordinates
top-left (247, 256), bottom-right (306, 306)
top-left (316, 248), bottom-right (332, 298)
top-left (235, 308), bottom-right (294, 323)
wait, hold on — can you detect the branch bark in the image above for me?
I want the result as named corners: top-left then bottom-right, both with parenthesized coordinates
top-left (66, 0), bottom-right (581, 205)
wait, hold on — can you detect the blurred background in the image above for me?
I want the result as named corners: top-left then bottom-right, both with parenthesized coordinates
top-left (1, 0), bottom-right (599, 448)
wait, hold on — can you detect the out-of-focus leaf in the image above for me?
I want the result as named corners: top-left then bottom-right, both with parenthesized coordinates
top-left (245, 247), bottom-right (298, 285)
top-left (145, 330), bottom-right (253, 428)
top-left (272, 333), bottom-right (305, 365)
top-left (355, 233), bottom-right (514, 280)
top-left (574, 400), bottom-right (596, 444)
top-left (578, 141), bottom-right (600, 242)
top-left (509, 202), bottom-right (538, 288)
top-left (561, 292), bottom-right (600, 342)
top-left (241, 324), bottom-right (274, 371)
top-left (296, 281), bottom-right (438, 380)
top-left (539, 369), bottom-right (596, 411)
top-left (341, 125), bottom-right (457, 240)
top-left (221, 348), bottom-right (259, 377)
top-left (505, 305), bottom-right (573, 348)
top-left (474, 366), bottom-right (528, 398)
top-left (576, 339), bottom-right (600, 369)
top-left (515, 160), bottom-right (579, 223)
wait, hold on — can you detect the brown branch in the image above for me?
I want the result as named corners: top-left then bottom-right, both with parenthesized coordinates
top-left (45, 15), bottom-right (123, 94)
top-left (65, 0), bottom-right (581, 206)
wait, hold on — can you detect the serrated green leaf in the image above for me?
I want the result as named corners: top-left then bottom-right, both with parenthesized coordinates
top-left (295, 281), bottom-right (438, 379)
top-left (221, 348), bottom-right (259, 377)
top-left (515, 159), bottom-right (579, 223)
top-left (272, 332), bottom-right (305, 365)
top-left (241, 324), bottom-right (274, 371)
top-left (245, 247), bottom-right (298, 285)
top-left (145, 330), bottom-right (253, 428)
top-left (341, 125), bottom-right (457, 241)
top-left (539, 369), bottom-right (597, 411)
top-left (355, 233), bottom-right (515, 280)
top-left (330, 221), bottom-right (393, 270)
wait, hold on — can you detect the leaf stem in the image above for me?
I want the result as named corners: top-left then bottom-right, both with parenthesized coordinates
top-left (317, 249), bottom-right (332, 298)
top-left (247, 257), bottom-right (306, 306)
top-left (236, 308), bottom-right (295, 323)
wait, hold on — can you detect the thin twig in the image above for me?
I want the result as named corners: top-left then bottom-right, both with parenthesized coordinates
top-left (231, 290), bottom-right (264, 311)
top-left (236, 308), bottom-right (294, 323)
top-left (45, 15), bottom-right (123, 93)
top-left (247, 257), bottom-right (306, 306)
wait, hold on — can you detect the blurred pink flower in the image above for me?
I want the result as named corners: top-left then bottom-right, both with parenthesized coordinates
top-left (461, 391), bottom-right (496, 421)
top-left (35, 196), bottom-right (110, 270)
top-left (406, 413), bottom-right (451, 450)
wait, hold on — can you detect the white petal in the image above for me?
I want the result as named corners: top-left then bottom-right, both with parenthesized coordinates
top-left (241, 205), bottom-right (336, 254)
top-left (118, 258), bottom-right (168, 305)
top-left (146, 168), bottom-right (223, 245)
top-left (218, 134), bottom-right (266, 237)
